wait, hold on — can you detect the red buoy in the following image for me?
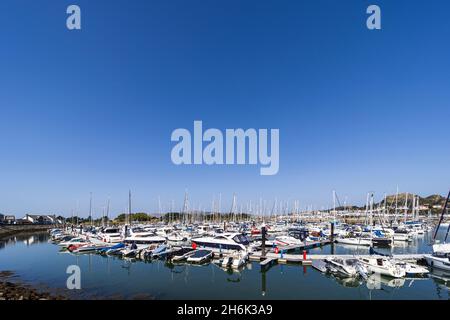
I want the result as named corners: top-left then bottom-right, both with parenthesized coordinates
top-left (192, 242), bottom-right (197, 249)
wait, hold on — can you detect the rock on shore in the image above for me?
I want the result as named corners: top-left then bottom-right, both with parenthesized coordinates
top-left (0, 271), bottom-right (67, 300)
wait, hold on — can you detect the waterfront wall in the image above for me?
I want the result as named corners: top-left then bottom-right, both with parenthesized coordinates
top-left (0, 224), bottom-right (55, 237)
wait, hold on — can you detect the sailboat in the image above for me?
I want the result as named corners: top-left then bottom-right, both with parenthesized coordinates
top-left (425, 190), bottom-right (450, 271)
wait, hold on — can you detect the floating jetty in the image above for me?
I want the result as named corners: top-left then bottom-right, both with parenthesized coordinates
top-left (274, 239), bottom-right (332, 252)
top-left (250, 252), bottom-right (429, 266)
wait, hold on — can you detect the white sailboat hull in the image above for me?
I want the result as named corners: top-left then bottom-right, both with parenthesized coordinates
top-left (425, 255), bottom-right (450, 271)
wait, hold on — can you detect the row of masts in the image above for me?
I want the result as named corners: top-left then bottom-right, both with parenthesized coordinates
top-left (66, 189), bottom-right (444, 226)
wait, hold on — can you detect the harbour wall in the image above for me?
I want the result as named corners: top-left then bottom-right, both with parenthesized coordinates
top-left (0, 224), bottom-right (55, 237)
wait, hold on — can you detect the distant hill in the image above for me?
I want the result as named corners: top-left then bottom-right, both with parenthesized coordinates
top-left (335, 193), bottom-right (447, 213)
top-left (381, 193), bottom-right (446, 208)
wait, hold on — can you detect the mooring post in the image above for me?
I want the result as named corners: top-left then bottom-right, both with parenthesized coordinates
top-left (330, 222), bottom-right (335, 242)
top-left (261, 224), bottom-right (267, 259)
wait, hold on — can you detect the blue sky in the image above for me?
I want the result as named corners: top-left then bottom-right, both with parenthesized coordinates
top-left (1, 0), bottom-right (449, 217)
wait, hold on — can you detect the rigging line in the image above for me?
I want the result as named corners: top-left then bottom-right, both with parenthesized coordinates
top-left (443, 191), bottom-right (450, 242)
top-left (434, 189), bottom-right (450, 241)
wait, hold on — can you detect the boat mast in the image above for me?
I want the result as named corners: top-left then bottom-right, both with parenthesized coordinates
top-left (404, 192), bottom-right (408, 224)
top-left (333, 190), bottom-right (336, 224)
top-left (395, 186), bottom-right (399, 224)
top-left (89, 192), bottom-right (93, 227)
top-left (106, 197), bottom-right (110, 227)
top-left (433, 190), bottom-right (450, 241)
top-left (128, 189), bottom-right (132, 226)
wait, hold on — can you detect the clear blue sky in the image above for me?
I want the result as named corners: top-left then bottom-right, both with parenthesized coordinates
top-left (1, 0), bottom-right (449, 217)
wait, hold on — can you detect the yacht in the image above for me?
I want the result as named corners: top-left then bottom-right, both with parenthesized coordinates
top-left (98, 227), bottom-right (122, 243)
top-left (123, 234), bottom-right (166, 245)
top-left (191, 233), bottom-right (249, 253)
top-left (166, 232), bottom-right (189, 246)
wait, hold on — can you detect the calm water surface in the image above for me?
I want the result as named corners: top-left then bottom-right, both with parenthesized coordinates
top-left (0, 229), bottom-right (449, 300)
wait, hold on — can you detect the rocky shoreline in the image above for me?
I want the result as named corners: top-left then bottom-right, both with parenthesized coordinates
top-left (0, 271), bottom-right (67, 300)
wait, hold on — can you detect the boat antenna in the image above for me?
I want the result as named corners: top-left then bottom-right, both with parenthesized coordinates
top-left (433, 189), bottom-right (450, 241)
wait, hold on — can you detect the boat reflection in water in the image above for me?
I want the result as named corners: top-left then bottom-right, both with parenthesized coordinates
top-left (366, 274), bottom-right (406, 289)
top-left (429, 268), bottom-right (450, 290)
top-left (329, 275), bottom-right (363, 288)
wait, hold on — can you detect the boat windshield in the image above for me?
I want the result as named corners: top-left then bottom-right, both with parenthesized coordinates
top-left (232, 234), bottom-right (249, 245)
top-left (104, 228), bottom-right (120, 233)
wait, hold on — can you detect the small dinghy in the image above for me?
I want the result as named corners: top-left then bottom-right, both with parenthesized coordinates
top-left (186, 249), bottom-right (213, 264)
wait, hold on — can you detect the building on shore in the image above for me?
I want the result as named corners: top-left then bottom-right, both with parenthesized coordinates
top-left (0, 214), bottom-right (16, 224)
top-left (22, 214), bottom-right (61, 225)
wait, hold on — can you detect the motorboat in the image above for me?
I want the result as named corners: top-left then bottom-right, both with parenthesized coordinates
top-left (186, 249), bottom-right (213, 264)
top-left (98, 227), bottom-right (122, 243)
top-left (393, 261), bottom-right (429, 275)
top-left (191, 233), bottom-right (249, 253)
top-left (166, 232), bottom-right (188, 246)
top-left (98, 242), bottom-right (125, 254)
top-left (273, 235), bottom-right (303, 247)
top-left (69, 243), bottom-right (110, 253)
top-left (358, 257), bottom-right (406, 278)
top-left (58, 237), bottom-right (91, 248)
top-left (217, 250), bottom-right (248, 269)
top-left (324, 257), bottom-right (368, 278)
top-left (335, 237), bottom-right (372, 246)
top-left (123, 233), bottom-right (166, 245)
top-left (142, 244), bottom-right (168, 259)
top-left (171, 248), bottom-right (197, 262)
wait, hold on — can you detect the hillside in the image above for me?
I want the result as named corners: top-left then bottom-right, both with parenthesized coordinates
top-left (335, 193), bottom-right (448, 213)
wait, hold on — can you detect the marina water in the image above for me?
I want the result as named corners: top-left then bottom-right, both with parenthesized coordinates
top-left (1, 227), bottom-right (449, 300)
